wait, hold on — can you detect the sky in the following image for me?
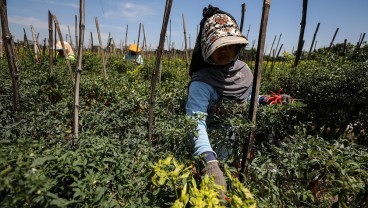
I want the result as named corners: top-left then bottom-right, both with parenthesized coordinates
top-left (5, 0), bottom-right (368, 53)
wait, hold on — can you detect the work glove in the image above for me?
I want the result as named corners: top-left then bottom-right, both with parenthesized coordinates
top-left (203, 160), bottom-right (227, 198)
top-left (281, 94), bottom-right (292, 105)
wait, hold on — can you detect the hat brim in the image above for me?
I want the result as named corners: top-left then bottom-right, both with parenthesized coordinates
top-left (203, 36), bottom-right (248, 61)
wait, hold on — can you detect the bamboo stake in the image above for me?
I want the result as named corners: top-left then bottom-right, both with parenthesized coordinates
top-left (328, 27), bottom-right (339, 51)
top-left (264, 35), bottom-right (276, 70)
top-left (308, 22), bottom-right (320, 58)
top-left (90, 32), bottom-right (93, 51)
top-left (246, 24), bottom-right (251, 39)
top-left (30, 25), bottom-right (39, 61)
top-left (358, 33), bottom-right (365, 48)
top-left (68, 25), bottom-right (73, 49)
top-left (53, 14), bottom-right (74, 82)
top-left (182, 14), bottom-right (189, 79)
top-left (148, 0), bottom-right (173, 143)
top-left (73, 0), bottom-right (85, 139)
top-left (75, 15), bottom-right (78, 52)
top-left (135, 23), bottom-right (141, 63)
top-left (293, 0), bottom-right (308, 68)
top-left (343, 39), bottom-right (347, 58)
top-left (23, 28), bottom-right (33, 63)
top-left (240, 0), bottom-right (271, 182)
top-left (274, 33), bottom-right (282, 59)
top-left (95, 16), bottom-right (107, 80)
top-left (1, 0), bottom-right (20, 117)
top-left (240, 3), bottom-right (246, 33)
top-left (48, 11), bottom-right (53, 76)
top-left (124, 24), bottom-right (128, 54)
top-left (0, 25), bottom-right (2, 59)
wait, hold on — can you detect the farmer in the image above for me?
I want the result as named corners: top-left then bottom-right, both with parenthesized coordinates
top-left (124, 43), bottom-right (144, 65)
top-left (186, 5), bottom-right (291, 196)
top-left (55, 40), bottom-right (76, 62)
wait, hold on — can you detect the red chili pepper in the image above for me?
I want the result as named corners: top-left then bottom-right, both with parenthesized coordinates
top-left (191, 164), bottom-right (201, 179)
top-left (267, 88), bottom-right (283, 105)
top-left (224, 196), bottom-right (231, 203)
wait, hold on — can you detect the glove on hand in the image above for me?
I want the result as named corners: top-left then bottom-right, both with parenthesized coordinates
top-left (203, 160), bottom-right (227, 198)
top-left (281, 94), bottom-right (292, 105)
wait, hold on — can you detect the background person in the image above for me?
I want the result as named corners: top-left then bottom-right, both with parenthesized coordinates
top-left (55, 41), bottom-right (76, 62)
top-left (124, 43), bottom-right (144, 65)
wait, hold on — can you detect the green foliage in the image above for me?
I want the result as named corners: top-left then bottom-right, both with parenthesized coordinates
top-left (247, 127), bottom-right (368, 207)
top-left (1, 50), bottom-right (367, 207)
top-left (150, 155), bottom-right (257, 208)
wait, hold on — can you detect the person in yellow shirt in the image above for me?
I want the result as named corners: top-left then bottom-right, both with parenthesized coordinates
top-left (55, 41), bottom-right (76, 62)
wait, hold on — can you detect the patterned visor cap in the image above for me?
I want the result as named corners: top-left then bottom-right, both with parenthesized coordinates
top-left (201, 13), bottom-right (248, 63)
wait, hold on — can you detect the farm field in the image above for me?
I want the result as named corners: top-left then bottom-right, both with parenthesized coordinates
top-left (1, 0), bottom-right (368, 207)
top-left (1, 45), bottom-right (368, 207)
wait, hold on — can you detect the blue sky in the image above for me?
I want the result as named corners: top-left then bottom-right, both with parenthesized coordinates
top-left (6, 0), bottom-right (368, 53)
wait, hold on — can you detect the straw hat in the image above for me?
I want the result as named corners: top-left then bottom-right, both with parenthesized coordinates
top-left (55, 41), bottom-right (74, 56)
top-left (128, 43), bottom-right (141, 53)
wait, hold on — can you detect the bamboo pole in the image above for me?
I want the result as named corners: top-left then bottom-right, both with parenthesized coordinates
top-left (48, 11), bottom-right (53, 76)
top-left (182, 14), bottom-right (189, 79)
top-left (328, 27), bottom-right (339, 51)
top-left (274, 33), bottom-right (282, 59)
top-left (68, 25), bottom-right (73, 49)
top-left (148, 0), bottom-right (173, 143)
top-left (240, 3), bottom-right (246, 33)
top-left (30, 25), bottom-right (39, 61)
top-left (73, 0), bottom-right (85, 139)
top-left (75, 15), bottom-right (78, 52)
top-left (0, 25), bottom-right (2, 59)
top-left (95, 16), bottom-right (107, 80)
top-left (343, 39), bottom-right (347, 58)
top-left (264, 35), bottom-right (276, 70)
top-left (0, 0), bottom-right (20, 117)
top-left (308, 22), bottom-right (320, 58)
top-left (246, 24), bottom-right (251, 39)
top-left (53, 14), bottom-right (74, 82)
top-left (358, 33), bottom-right (365, 48)
top-left (240, 0), bottom-right (271, 182)
top-left (293, 0), bottom-right (308, 68)
top-left (135, 23), bottom-right (141, 63)
top-left (124, 24), bottom-right (128, 54)
top-left (90, 32), bottom-right (93, 51)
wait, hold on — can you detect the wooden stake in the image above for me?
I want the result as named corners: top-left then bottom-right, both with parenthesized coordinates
top-left (75, 15), bottom-right (78, 52)
top-left (240, 0), bottom-right (271, 182)
top-left (182, 14), bottom-right (189, 79)
top-left (95, 16), bottom-right (107, 80)
top-left (30, 25), bottom-right (39, 61)
top-left (293, 0), bottom-right (308, 68)
top-left (73, 0), bottom-right (85, 139)
top-left (148, 0), bottom-right (173, 143)
top-left (48, 10), bottom-right (53, 76)
top-left (90, 32), bottom-right (93, 51)
top-left (135, 23), bottom-right (141, 63)
top-left (53, 14), bottom-right (74, 82)
top-left (0, 0), bottom-right (20, 117)
top-left (68, 25), bottom-right (73, 49)
top-left (240, 3), bottom-right (246, 33)
top-left (328, 27), bottom-right (339, 51)
top-left (308, 22), bottom-right (320, 58)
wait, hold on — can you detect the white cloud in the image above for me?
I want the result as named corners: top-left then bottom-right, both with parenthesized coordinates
top-left (104, 2), bottom-right (155, 20)
top-left (9, 16), bottom-right (48, 30)
top-left (43, 0), bottom-right (78, 9)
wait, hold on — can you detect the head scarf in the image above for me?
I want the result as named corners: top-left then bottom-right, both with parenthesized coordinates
top-left (189, 5), bottom-right (248, 77)
top-left (201, 13), bottom-right (248, 63)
